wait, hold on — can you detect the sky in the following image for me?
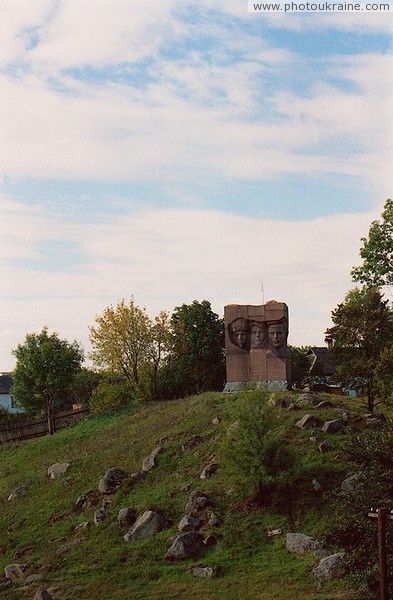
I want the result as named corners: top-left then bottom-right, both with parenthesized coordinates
top-left (1, 0), bottom-right (392, 371)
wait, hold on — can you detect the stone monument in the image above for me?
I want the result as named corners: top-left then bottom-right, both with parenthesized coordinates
top-left (224, 300), bottom-right (291, 391)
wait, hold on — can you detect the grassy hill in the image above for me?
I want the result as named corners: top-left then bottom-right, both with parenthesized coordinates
top-left (0, 390), bottom-right (366, 600)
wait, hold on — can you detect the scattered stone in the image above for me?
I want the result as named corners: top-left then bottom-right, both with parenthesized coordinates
top-left (182, 435), bottom-right (203, 452)
top-left (94, 508), bottom-right (109, 526)
top-left (164, 532), bottom-right (205, 561)
top-left (312, 552), bottom-right (345, 580)
top-left (297, 393), bottom-right (318, 406)
top-left (207, 512), bottom-right (220, 527)
top-left (341, 473), bottom-right (359, 492)
top-left (269, 393), bottom-right (294, 408)
top-left (0, 578), bottom-right (11, 589)
top-left (98, 467), bottom-right (127, 494)
top-left (322, 419), bottom-right (345, 434)
top-left (295, 415), bottom-right (321, 430)
top-left (200, 462), bottom-right (219, 480)
top-left (315, 400), bottom-right (333, 409)
top-left (142, 447), bottom-right (164, 472)
top-left (47, 462), bottom-right (70, 479)
top-left (312, 479), bottom-right (322, 492)
top-left (75, 490), bottom-right (101, 510)
top-left (185, 491), bottom-right (210, 513)
top-left (267, 528), bottom-right (283, 537)
top-left (192, 566), bottom-right (214, 578)
top-left (13, 545), bottom-right (34, 559)
top-left (212, 416), bottom-right (221, 425)
top-left (318, 440), bottom-right (331, 453)
top-left (286, 533), bottom-right (320, 554)
top-left (118, 508), bottom-right (137, 529)
top-left (73, 522), bottom-right (90, 534)
top-left (55, 538), bottom-right (84, 556)
top-left (7, 486), bottom-right (27, 501)
top-left (33, 591), bottom-right (54, 600)
top-left (178, 515), bottom-right (200, 532)
top-left (366, 417), bottom-right (384, 430)
top-left (130, 472), bottom-right (146, 483)
top-left (24, 573), bottom-right (43, 585)
top-left (124, 510), bottom-right (168, 543)
top-left (4, 563), bottom-right (29, 579)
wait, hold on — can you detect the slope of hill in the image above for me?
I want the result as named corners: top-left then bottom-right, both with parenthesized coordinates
top-left (0, 391), bottom-right (363, 599)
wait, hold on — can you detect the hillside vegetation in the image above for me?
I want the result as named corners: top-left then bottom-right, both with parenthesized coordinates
top-left (0, 390), bottom-right (372, 599)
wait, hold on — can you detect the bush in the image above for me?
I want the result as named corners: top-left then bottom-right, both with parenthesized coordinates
top-left (89, 376), bottom-right (134, 413)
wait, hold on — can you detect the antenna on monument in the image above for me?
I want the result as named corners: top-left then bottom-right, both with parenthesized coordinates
top-left (261, 282), bottom-right (265, 304)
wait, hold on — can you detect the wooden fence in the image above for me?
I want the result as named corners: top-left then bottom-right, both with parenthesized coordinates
top-left (0, 408), bottom-right (89, 443)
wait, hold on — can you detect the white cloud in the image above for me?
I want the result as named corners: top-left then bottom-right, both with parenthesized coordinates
top-left (0, 198), bottom-right (381, 370)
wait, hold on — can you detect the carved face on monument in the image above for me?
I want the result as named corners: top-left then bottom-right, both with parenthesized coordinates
top-left (229, 318), bottom-right (249, 349)
top-left (268, 322), bottom-right (287, 350)
top-left (250, 322), bottom-right (266, 349)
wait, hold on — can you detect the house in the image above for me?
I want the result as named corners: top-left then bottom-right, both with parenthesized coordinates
top-left (0, 373), bottom-right (23, 413)
top-left (305, 347), bottom-right (346, 395)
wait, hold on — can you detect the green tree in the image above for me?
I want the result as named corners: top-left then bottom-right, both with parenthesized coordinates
top-left (220, 392), bottom-right (295, 503)
top-left (169, 300), bottom-right (225, 397)
top-left (375, 344), bottom-right (393, 405)
top-left (89, 298), bottom-right (172, 402)
top-left (325, 288), bottom-right (393, 411)
top-left (289, 346), bottom-right (311, 388)
top-left (12, 328), bottom-right (84, 434)
top-left (71, 367), bottom-right (102, 407)
top-left (351, 199), bottom-right (393, 287)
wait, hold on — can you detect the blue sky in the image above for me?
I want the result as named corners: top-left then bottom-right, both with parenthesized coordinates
top-left (0, 0), bottom-right (392, 370)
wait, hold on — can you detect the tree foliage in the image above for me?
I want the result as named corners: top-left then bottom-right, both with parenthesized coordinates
top-left (351, 199), bottom-right (393, 287)
top-left (12, 328), bottom-right (83, 433)
top-left (289, 346), bottom-right (311, 387)
top-left (325, 288), bottom-right (393, 411)
top-left (220, 392), bottom-right (295, 503)
top-left (89, 298), bottom-right (172, 402)
top-left (169, 300), bottom-right (225, 397)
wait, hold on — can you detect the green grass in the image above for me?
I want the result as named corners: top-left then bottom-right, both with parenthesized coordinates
top-left (0, 391), bottom-right (365, 599)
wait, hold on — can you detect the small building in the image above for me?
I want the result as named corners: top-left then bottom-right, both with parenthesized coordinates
top-left (305, 347), bottom-right (346, 395)
top-left (0, 373), bottom-right (23, 414)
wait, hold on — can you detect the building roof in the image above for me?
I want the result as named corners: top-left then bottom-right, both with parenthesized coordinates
top-left (306, 347), bottom-right (335, 377)
top-left (0, 373), bottom-right (13, 394)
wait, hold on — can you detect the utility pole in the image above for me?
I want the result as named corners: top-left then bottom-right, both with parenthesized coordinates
top-left (368, 507), bottom-right (393, 600)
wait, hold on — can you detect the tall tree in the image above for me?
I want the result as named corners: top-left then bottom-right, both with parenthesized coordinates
top-left (325, 288), bottom-right (393, 411)
top-left (351, 198), bottom-right (393, 287)
top-left (12, 328), bottom-right (83, 434)
top-left (170, 300), bottom-right (225, 396)
top-left (89, 298), bottom-right (172, 401)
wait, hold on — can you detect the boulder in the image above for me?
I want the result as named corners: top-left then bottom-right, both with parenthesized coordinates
top-left (0, 578), bottom-right (11, 589)
top-left (318, 440), bottom-right (331, 453)
top-left (7, 486), bottom-right (27, 501)
top-left (142, 447), bottom-right (164, 472)
top-left (4, 563), bottom-right (29, 579)
top-left (33, 592), bottom-right (54, 600)
top-left (55, 538), bottom-right (84, 556)
top-left (24, 573), bottom-right (43, 585)
top-left (192, 566), bottom-right (214, 577)
top-left (185, 491), bottom-right (210, 514)
top-left (182, 435), bottom-right (203, 452)
top-left (73, 522), bottom-right (90, 534)
top-left (322, 419), bottom-right (345, 434)
top-left (118, 508), bottom-right (137, 529)
top-left (75, 490), bottom-right (101, 510)
top-left (286, 533), bottom-right (320, 554)
top-left (207, 512), bottom-right (220, 527)
top-left (315, 400), bottom-right (333, 409)
top-left (341, 473), bottom-right (359, 492)
top-left (47, 462), bottom-right (70, 479)
top-left (124, 510), bottom-right (168, 543)
top-left (164, 532), bottom-right (204, 561)
top-left (178, 515), bottom-right (200, 532)
top-left (295, 415), bottom-right (321, 430)
top-left (94, 508), bottom-right (109, 526)
top-left (200, 462), bottom-right (219, 480)
top-left (312, 552), bottom-right (345, 580)
top-left (98, 467), bottom-right (127, 494)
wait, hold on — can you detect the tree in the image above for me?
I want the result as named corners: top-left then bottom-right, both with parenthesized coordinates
top-left (289, 346), bottom-right (311, 388)
top-left (325, 288), bottom-right (393, 411)
top-left (169, 300), bottom-right (225, 397)
top-left (12, 328), bottom-right (84, 434)
top-left (351, 199), bottom-right (393, 287)
top-left (89, 298), bottom-right (172, 401)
